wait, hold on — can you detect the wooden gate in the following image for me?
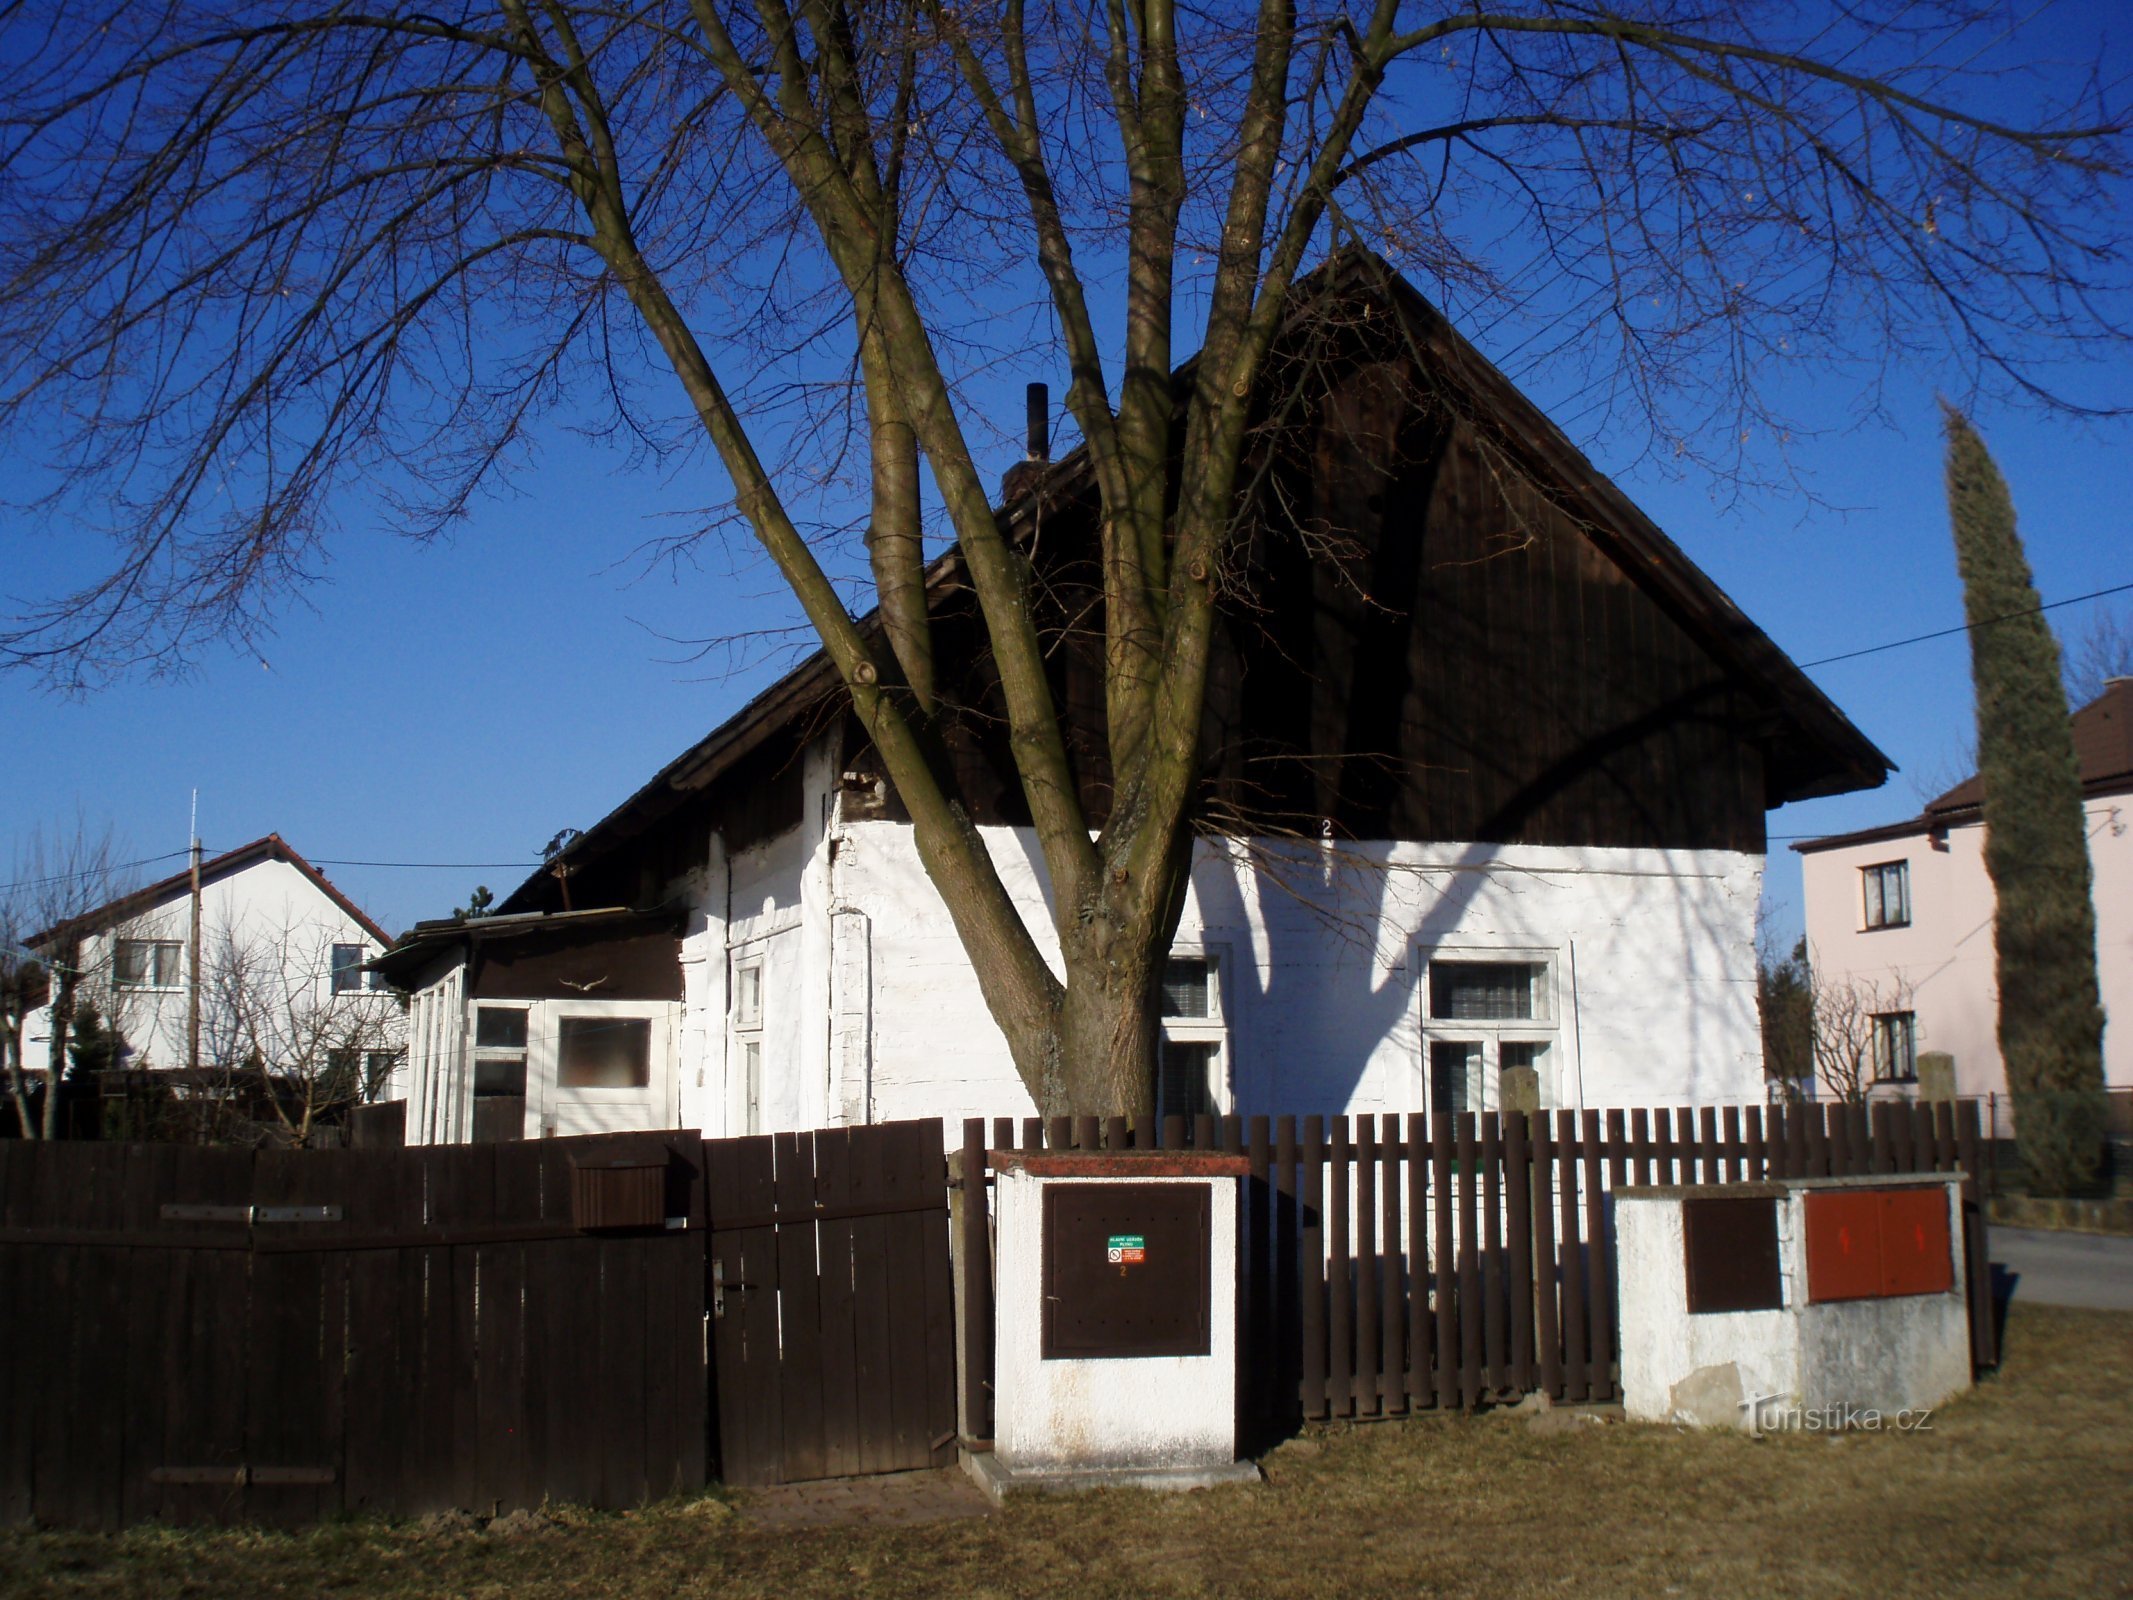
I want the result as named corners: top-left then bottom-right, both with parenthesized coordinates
top-left (706, 1119), bottom-right (958, 1486)
top-left (0, 1133), bottom-right (709, 1528)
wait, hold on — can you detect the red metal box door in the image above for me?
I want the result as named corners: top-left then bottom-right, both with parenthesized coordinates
top-left (1804, 1190), bottom-right (1884, 1303)
top-left (1877, 1187), bottom-right (1954, 1297)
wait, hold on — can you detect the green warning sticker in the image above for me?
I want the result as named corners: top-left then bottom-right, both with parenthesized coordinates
top-left (1106, 1234), bottom-right (1147, 1265)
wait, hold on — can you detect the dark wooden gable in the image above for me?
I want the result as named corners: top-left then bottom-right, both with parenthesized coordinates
top-left (842, 352), bottom-right (1772, 854)
top-left (502, 259), bottom-right (1884, 918)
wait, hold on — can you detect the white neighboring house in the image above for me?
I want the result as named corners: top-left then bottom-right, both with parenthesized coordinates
top-left (22, 834), bottom-right (406, 1103)
top-left (1797, 677), bottom-right (2133, 1100)
top-left (381, 262), bottom-right (1890, 1146)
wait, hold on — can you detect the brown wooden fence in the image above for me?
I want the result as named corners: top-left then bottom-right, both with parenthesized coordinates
top-left (0, 1119), bottom-right (961, 1528)
top-left (957, 1099), bottom-right (1994, 1440)
top-left (0, 1131), bottom-right (709, 1529)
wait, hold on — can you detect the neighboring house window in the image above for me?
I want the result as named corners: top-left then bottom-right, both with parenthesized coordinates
top-left (1861, 861), bottom-right (1910, 930)
top-left (1871, 1011), bottom-right (1918, 1082)
top-left (114, 939), bottom-right (183, 989)
top-left (363, 1049), bottom-right (405, 1097)
top-left (732, 959), bottom-right (764, 1134)
top-left (1158, 951), bottom-right (1230, 1121)
top-left (325, 1048), bottom-right (402, 1101)
top-left (473, 1005), bottom-right (529, 1098)
top-left (1421, 953), bottom-right (1560, 1113)
top-left (331, 943), bottom-right (384, 993)
top-left (556, 1015), bottom-right (652, 1089)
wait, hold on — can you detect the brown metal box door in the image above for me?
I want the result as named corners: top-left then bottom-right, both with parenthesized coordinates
top-left (1682, 1196), bottom-right (1783, 1313)
top-left (1041, 1182), bottom-right (1212, 1359)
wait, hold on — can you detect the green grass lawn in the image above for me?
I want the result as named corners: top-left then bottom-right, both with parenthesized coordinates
top-left (6, 1303), bottom-right (2129, 1599)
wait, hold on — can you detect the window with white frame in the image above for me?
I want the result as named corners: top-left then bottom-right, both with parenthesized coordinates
top-left (1861, 861), bottom-right (1911, 930)
top-left (1419, 951), bottom-right (1561, 1113)
top-left (1871, 1011), bottom-right (1917, 1082)
top-left (330, 943), bottom-right (386, 994)
top-left (731, 957), bottom-right (765, 1134)
top-left (472, 1004), bottom-right (528, 1098)
top-left (1158, 950), bottom-right (1229, 1121)
top-left (114, 939), bottom-right (183, 989)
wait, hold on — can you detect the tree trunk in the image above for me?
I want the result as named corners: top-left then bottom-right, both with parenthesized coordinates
top-left (1054, 935), bottom-right (1162, 1125)
top-left (43, 953), bottom-right (76, 1141)
top-left (2, 1018), bottom-right (33, 1140)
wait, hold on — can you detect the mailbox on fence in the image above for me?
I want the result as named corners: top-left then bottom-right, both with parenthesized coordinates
top-left (1617, 1173), bottom-right (1970, 1431)
top-left (570, 1156), bottom-right (668, 1231)
top-left (973, 1149), bottom-right (1260, 1501)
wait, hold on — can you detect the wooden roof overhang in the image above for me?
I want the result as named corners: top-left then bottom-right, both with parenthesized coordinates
top-left (495, 252), bottom-right (1889, 913)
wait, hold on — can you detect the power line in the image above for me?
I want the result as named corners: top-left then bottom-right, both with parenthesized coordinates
top-left (0, 849), bottom-right (191, 898)
top-left (298, 858), bottom-right (542, 871)
top-left (1797, 580), bottom-right (2133, 670)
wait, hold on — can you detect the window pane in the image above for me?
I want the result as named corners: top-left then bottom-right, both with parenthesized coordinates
top-left (1430, 1040), bottom-right (1477, 1113)
top-left (557, 1016), bottom-right (651, 1089)
top-left (331, 944), bottom-right (362, 993)
top-left (153, 942), bottom-right (180, 985)
top-left (742, 1040), bottom-right (762, 1134)
top-left (476, 1006), bottom-right (529, 1049)
top-left (734, 965), bottom-right (763, 1028)
top-left (1863, 868), bottom-right (1885, 926)
top-left (1872, 1012), bottom-right (1916, 1080)
top-left (1159, 1039), bottom-right (1220, 1120)
top-left (474, 1056), bottom-right (528, 1097)
top-left (116, 941), bottom-right (148, 986)
top-left (1162, 958), bottom-right (1212, 1019)
top-left (1500, 1041), bottom-right (1548, 1074)
top-left (1429, 962), bottom-right (1539, 1021)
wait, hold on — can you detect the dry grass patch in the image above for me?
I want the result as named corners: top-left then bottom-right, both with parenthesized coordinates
top-left (5, 1303), bottom-right (2129, 1600)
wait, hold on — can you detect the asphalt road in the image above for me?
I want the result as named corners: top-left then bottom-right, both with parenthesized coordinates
top-left (1989, 1226), bottom-right (2133, 1311)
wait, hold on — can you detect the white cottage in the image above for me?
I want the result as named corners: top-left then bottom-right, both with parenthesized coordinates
top-left (383, 261), bottom-right (1889, 1145)
top-left (21, 834), bottom-right (404, 1097)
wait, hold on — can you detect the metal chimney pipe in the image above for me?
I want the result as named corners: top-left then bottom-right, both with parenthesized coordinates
top-left (1026, 382), bottom-right (1049, 461)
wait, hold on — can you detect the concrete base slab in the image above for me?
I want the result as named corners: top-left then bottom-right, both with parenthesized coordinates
top-left (962, 1449), bottom-right (1260, 1504)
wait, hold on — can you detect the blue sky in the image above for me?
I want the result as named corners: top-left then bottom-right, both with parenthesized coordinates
top-left (3, 5), bottom-right (2129, 948)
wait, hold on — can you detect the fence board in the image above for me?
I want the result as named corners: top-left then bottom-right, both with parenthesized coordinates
top-left (1503, 1111), bottom-right (1535, 1394)
top-left (1581, 1110), bottom-right (1613, 1401)
top-left (1300, 1116), bottom-right (1327, 1419)
top-left (1430, 1115), bottom-right (1456, 1411)
top-left (1555, 1112), bottom-right (1588, 1403)
top-left (1529, 1113), bottom-right (1561, 1400)
top-left (1457, 1115), bottom-right (1482, 1410)
top-left (1354, 1119), bottom-right (1379, 1415)
top-left (1328, 1119), bottom-right (1353, 1418)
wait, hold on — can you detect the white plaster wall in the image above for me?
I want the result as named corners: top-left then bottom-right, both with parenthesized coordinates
top-left (1799, 796), bottom-right (2132, 1098)
top-left (22, 857), bottom-right (402, 1081)
top-left (992, 1169), bottom-right (1240, 1472)
top-left (828, 823), bottom-right (1768, 1128)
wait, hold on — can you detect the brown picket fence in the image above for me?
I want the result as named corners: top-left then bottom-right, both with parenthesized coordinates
top-left (956, 1099), bottom-right (1994, 1440)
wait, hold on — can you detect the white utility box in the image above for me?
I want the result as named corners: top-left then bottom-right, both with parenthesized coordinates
top-left (969, 1149), bottom-right (1260, 1499)
top-left (1616, 1172), bottom-right (1972, 1432)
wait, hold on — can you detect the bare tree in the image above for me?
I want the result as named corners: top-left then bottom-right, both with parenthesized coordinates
top-left (1807, 962), bottom-right (1917, 1105)
top-left (196, 917), bottom-right (404, 1147)
top-left (2, 822), bottom-right (138, 1139)
top-left (2064, 604), bottom-right (2133, 708)
top-left (0, 4), bottom-right (2125, 1116)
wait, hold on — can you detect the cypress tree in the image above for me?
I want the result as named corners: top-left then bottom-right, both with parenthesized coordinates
top-left (1943, 406), bottom-right (2107, 1195)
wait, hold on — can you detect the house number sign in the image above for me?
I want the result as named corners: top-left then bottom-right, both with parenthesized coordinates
top-left (1107, 1234), bottom-right (1146, 1266)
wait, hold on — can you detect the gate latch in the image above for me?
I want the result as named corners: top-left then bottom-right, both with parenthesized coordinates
top-left (712, 1258), bottom-right (754, 1320)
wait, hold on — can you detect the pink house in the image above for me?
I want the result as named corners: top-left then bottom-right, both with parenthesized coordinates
top-left (1796, 678), bottom-right (2133, 1099)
